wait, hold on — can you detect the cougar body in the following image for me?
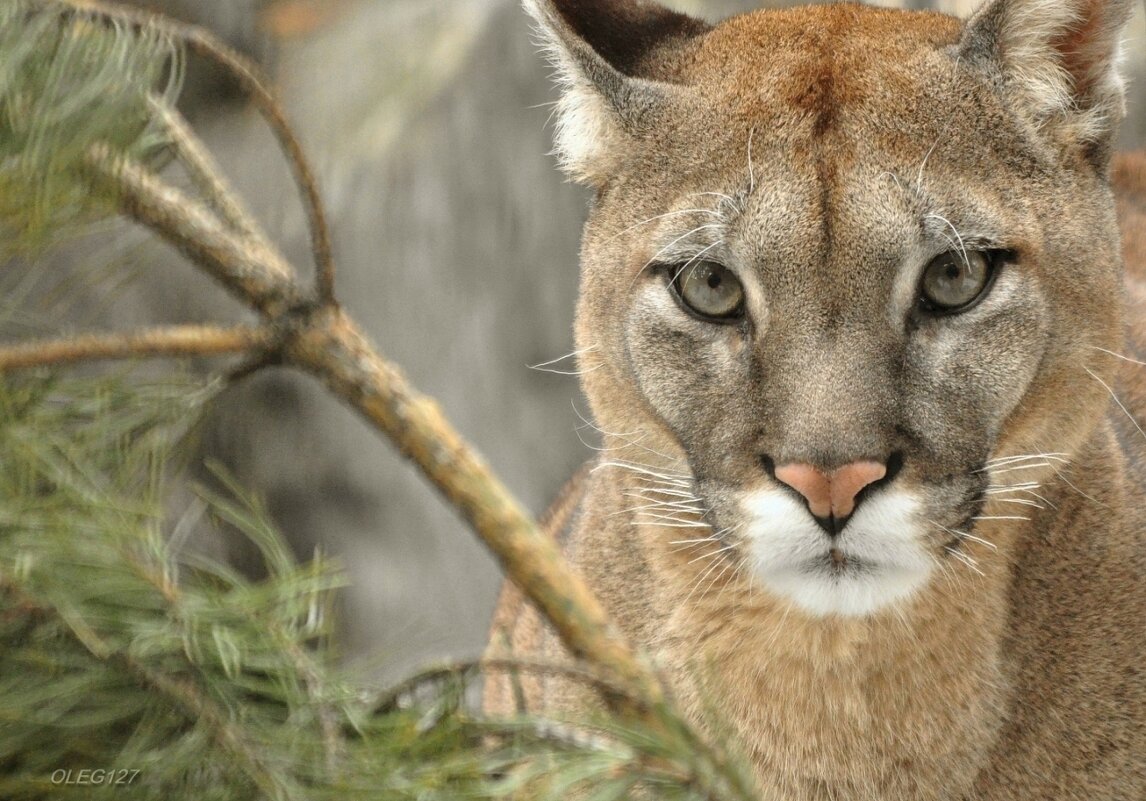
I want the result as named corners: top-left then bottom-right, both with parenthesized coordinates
top-left (487, 1), bottom-right (1146, 798)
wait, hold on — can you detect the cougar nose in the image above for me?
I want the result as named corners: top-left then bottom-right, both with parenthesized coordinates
top-left (772, 460), bottom-right (888, 536)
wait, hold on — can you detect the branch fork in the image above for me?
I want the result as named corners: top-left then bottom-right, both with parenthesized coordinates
top-left (4, 0), bottom-right (675, 726)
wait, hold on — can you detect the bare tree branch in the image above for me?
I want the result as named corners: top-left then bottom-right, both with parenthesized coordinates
top-left (0, 325), bottom-right (271, 371)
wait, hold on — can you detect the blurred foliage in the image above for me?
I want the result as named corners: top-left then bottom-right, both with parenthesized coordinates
top-left (0, 4), bottom-right (758, 798)
top-left (0, 372), bottom-right (753, 800)
top-left (0, 0), bottom-right (182, 257)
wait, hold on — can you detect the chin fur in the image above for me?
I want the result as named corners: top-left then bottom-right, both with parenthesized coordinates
top-left (740, 489), bottom-right (933, 617)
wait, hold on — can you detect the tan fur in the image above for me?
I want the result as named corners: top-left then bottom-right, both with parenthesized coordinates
top-left (488, 2), bottom-right (1146, 799)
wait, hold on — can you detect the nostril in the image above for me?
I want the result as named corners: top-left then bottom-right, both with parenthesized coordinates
top-left (853, 451), bottom-right (904, 509)
top-left (884, 451), bottom-right (905, 484)
top-left (760, 454), bottom-right (777, 480)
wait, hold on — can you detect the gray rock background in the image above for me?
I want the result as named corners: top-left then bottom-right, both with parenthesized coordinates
top-left (4, 0), bottom-right (1144, 682)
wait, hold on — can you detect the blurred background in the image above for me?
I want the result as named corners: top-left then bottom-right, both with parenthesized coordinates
top-left (4, 0), bottom-right (1144, 684)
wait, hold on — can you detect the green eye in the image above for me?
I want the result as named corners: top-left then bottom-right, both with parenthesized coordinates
top-left (672, 261), bottom-right (745, 321)
top-left (919, 250), bottom-right (997, 312)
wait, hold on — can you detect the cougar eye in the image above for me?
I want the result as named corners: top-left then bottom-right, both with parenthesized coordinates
top-left (671, 261), bottom-right (745, 321)
top-left (918, 250), bottom-right (997, 312)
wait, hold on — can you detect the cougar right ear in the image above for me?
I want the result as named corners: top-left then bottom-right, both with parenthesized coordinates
top-left (524, 0), bottom-right (710, 185)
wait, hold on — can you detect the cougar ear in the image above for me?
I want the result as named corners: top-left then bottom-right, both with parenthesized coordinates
top-left (960, 0), bottom-right (1136, 166)
top-left (524, 0), bottom-right (710, 185)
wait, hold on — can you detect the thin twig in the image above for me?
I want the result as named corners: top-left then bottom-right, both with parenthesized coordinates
top-left (373, 656), bottom-right (639, 714)
top-left (0, 324), bottom-right (271, 372)
top-left (59, 0), bottom-right (336, 304)
top-left (149, 95), bottom-right (270, 247)
top-left (85, 144), bottom-right (302, 316)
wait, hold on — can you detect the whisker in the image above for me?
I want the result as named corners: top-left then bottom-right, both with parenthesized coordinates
top-left (990, 497), bottom-right (1044, 509)
top-left (524, 343), bottom-right (600, 375)
top-left (622, 497), bottom-right (705, 512)
top-left (595, 460), bottom-right (692, 484)
top-left (925, 212), bottom-right (970, 267)
top-left (670, 536), bottom-right (720, 546)
top-left (746, 126), bottom-right (756, 195)
top-left (687, 543), bottom-right (735, 566)
top-left (1085, 366), bottom-right (1146, 443)
top-left (626, 485), bottom-right (700, 500)
top-left (698, 555), bottom-right (740, 603)
top-left (929, 519), bottom-right (998, 551)
top-left (631, 223), bottom-right (725, 285)
top-left (972, 515), bottom-right (1030, 522)
top-left (945, 546), bottom-right (985, 577)
top-left (1090, 345), bottom-right (1146, 367)
top-left (668, 240), bottom-right (726, 285)
top-left (601, 208), bottom-right (724, 245)
top-left (1051, 470), bottom-right (1108, 508)
top-left (984, 452), bottom-right (1069, 466)
top-left (638, 519), bottom-right (710, 529)
top-left (980, 462), bottom-right (1054, 476)
top-left (984, 482), bottom-right (1042, 493)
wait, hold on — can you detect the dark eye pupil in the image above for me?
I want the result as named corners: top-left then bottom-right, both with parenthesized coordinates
top-left (670, 260), bottom-right (745, 322)
top-left (919, 249), bottom-right (997, 313)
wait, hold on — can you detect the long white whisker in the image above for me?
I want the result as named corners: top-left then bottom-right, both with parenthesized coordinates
top-left (981, 462), bottom-right (1054, 475)
top-left (1085, 366), bottom-right (1146, 443)
top-left (1090, 345), bottom-right (1146, 367)
top-left (631, 223), bottom-right (725, 285)
top-left (746, 126), bottom-right (756, 195)
top-left (925, 212), bottom-right (969, 267)
top-left (668, 240), bottom-right (726, 285)
top-left (984, 452), bottom-right (1069, 466)
top-left (945, 546), bottom-right (984, 577)
top-left (596, 460), bottom-right (692, 483)
top-left (990, 497), bottom-right (1044, 509)
top-left (670, 536), bottom-right (720, 546)
top-left (601, 208), bottom-right (723, 245)
top-left (687, 544), bottom-right (735, 566)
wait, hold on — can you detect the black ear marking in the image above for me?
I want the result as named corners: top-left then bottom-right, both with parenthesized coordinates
top-left (525, 0), bottom-right (711, 185)
top-left (548, 0), bottom-right (710, 79)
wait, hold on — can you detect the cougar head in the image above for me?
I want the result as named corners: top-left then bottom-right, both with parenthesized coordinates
top-left (530, 0), bottom-right (1132, 616)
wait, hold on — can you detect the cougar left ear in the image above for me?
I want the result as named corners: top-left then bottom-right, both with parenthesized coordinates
top-left (960, 0), bottom-right (1136, 167)
top-left (524, 0), bottom-right (710, 185)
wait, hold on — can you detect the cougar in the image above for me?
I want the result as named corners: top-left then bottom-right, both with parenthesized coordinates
top-left (485, 0), bottom-right (1146, 797)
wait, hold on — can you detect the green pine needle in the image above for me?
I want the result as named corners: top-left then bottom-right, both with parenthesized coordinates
top-left (0, 0), bottom-right (183, 257)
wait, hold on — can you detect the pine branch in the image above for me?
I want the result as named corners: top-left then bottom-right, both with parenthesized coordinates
top-left (59, 0), bottom-right (337, 302)
top-left (83, 121), bottom-right (669, 723)
top-left (0, 5), bottom-right (763, 798)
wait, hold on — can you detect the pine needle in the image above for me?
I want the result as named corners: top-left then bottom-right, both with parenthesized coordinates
top-left (0, 0), bottom-right (183, 256)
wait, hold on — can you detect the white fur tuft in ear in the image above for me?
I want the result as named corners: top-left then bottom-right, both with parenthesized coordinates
top-left (521, 0), bottom-right (708, 185)
top-left (525, 0), bottom-right (626, 184)
top-left (964, 0), bottom-right (1135, 158)
top-left (550, 82), bottom-right (625, 183)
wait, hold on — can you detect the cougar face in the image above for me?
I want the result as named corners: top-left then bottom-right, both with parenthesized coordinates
top-left (490, 1), bottom-right (1144, 794)
top-left (571, 7), bottom-right (1123, 617)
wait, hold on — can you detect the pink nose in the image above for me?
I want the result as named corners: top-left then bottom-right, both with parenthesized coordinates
top-left (773, 460), bottom-right (887, 521)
